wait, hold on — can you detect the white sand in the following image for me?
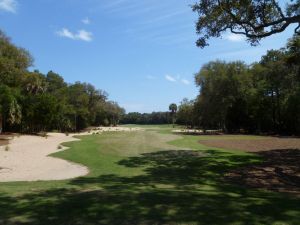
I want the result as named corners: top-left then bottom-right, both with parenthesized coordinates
top-left (0, 133), bottom-right (89, 182)
top-left (0, 127), bottom-right (141, 182)
top-left (90, 127), bottom-right (142, 132)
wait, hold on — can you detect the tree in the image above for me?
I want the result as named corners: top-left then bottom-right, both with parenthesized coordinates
top-left (0, 30), bottom-right (33, 86)
top-left (0, 85), bottom-right (22, 133)
top-left (46, 71), bottom-right (67, 93)
top-left (22, 71), bottom-right (48, 95)
top-left (192, 0), bottom-right (300, 48)
top-left (194, 61), bottom-right (251, 132)
top-left (0, 30), bottom-right (125, 133)
top-left (169, 103), bottom-right (178, 127)
top-left (177, 98), bottom-right (195, 128)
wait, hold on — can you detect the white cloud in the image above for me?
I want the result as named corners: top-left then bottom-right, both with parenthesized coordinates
top-left (224, 33), bottom-right (245, 42)
top-left (165, 75), bottom-right (176, 82)
top-left (181, 79), bottom-right (190, 85)
top-left (57, 28), bottom-right (75, 39)
top-left (82, 17), bottom-right (90, 25)
top-left (57, 28), bottom-right (93, 42)
top-left (0, 0), bottom-right (17, 13)
top-left (165, 75), bottom-right (190, 85)
top-left (76, 30), bottom-right (93, 41)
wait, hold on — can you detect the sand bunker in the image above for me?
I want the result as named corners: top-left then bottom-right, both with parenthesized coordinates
top-left (0, 127), bottom-right (141, 182)
top-left (90, 127), bottom-right (142, 132)
top-left (0, 133), bottom-right (89, 182)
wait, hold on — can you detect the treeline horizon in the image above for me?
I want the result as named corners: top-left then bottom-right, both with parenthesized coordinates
top-left (1, 29), bottom-right (300, 135)
top-left (0, 30), bottom-right (124, 133)
top-left (120, 112), bottom-right (171, 125)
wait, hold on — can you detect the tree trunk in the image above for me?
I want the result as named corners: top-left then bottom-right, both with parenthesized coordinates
top-left (276, 88), bottom-right (281, 132)
top-left (271, 89), bottom-right (276, 131)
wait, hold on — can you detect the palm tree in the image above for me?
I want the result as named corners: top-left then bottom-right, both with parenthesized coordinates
top-left (169, 103), bottom-right (177, 128)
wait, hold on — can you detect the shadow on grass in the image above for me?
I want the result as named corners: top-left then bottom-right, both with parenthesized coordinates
top-left (0, 150), bottom-right (299, 225)
top-left (226, 149), bottom-right (300, 195)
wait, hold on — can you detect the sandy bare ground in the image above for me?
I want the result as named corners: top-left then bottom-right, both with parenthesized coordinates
top-left (0, 140), bottom-right (8, 146)
top-left (0, 133), bottom-right (89, 182)
top-left (90, 127), bottom-right (142, 132)
top-left (0, 127), bottom-right (141, 182)
top-left (173, 129), bottom-right (222, 135)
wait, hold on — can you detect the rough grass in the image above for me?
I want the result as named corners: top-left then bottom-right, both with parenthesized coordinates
top-left (0, 127), bottom-right (299, 225)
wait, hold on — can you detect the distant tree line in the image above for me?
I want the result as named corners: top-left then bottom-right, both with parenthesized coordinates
top-left (120, 112), bottom-right (171, 125)
top-left (0, 30), bottom-right (124, 133)
top-left (176, 35), bottom-right (300, 135)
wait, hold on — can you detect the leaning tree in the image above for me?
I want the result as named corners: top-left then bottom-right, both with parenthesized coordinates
top-left (192, 0), bottom-right (300, 48)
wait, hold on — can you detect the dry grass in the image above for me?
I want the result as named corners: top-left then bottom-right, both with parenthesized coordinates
top-left (198, 135), bottom-right (300, 196)
top-left (199, 137), bottom-right (300, 152)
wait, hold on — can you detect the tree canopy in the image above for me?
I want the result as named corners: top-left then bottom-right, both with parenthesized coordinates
top-left (189, 35), bottom-right (300, 134)
top-left (0, 31), bottom-right (124, 133)
top-left (192, 0), bottom-right (300, 48)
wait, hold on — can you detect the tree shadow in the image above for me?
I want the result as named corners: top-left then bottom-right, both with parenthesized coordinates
top-left (0, 149), bottom-right (299, 224)
top-left (226, 149), bottom-right (300, 196)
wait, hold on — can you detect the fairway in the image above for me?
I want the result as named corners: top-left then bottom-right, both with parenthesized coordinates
top-left (0, 126), bottom-right (299, 225)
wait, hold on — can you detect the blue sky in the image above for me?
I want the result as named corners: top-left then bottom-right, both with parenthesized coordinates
top-left (0, 0), bottom-right (295, 113)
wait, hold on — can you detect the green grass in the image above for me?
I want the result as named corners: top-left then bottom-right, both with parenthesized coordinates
top-left (0, 127), bottom-right (299, 224)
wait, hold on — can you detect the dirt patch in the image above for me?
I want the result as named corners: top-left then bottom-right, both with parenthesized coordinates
top-left (0, 134), bottom-right (15, 146)
top-left (225, 149), bottom-right (300, 196)
top-left (199, 137), bottom-right (300, 196)
top-left (200, 137), bottom-right (300, 152)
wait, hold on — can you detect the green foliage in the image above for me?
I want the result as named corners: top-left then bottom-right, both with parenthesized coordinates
top-left (194, 61), bottom-right (251, 132)
top-left (0, 30), bottom-right (124, 133)
top-left (193, 35), bottom-right (300, 134)
top-left (192, 0), bottom-right (300, 48)
top-left (176, 98), bottom-right (195, 128)
top-left (0, 31), bottom-right (33, 86)
top-left (121, 112), bottom-right (170, 125)
top-left (0, 84), bottom-right (22, 131)
top-left (168, 103), bottom-right (177, 114)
